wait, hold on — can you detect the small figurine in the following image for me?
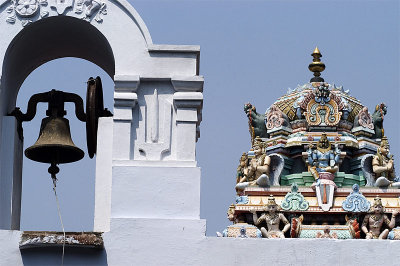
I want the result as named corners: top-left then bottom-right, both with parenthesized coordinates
top-left (307, 133), bottom-right (341, 181)
top-left (235, 137), bottom-right (271, 191)
top-left (372, 136), bottom-right (400, 187)
top-left (316, 226), bottom-right (338, 239)
top-left (236, 153), bottom-right (249, 185)
top-left (361, 196), bottom-right (398, 239)
top-left (250, 195), bottom-right (290, 238)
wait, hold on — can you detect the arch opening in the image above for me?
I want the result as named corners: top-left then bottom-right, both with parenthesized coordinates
top-left (1, 16), bottom-right (115, 114)
top-left (0, 16), bottom-right (116, 230)
top-left (18, 58), bottom-right (114, 231)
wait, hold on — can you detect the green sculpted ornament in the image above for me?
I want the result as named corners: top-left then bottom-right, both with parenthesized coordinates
top-left (244, 103), bottom-right (268, 145)
top-left (372, 103), bottom-right (387, 139)
top-left (281, 183), bottom-right (309, 211)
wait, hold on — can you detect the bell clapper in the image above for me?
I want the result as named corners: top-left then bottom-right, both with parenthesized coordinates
top-left (48, 162), bottom-right (60, 187)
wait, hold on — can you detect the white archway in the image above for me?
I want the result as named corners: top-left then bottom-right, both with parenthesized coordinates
top-left (0, 0), bottom-right (203, 231)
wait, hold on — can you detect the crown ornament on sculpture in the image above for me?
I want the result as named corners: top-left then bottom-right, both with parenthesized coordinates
top-left (219, 47), bottom-right (400, 240)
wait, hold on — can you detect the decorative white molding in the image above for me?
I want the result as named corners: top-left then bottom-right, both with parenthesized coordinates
top-left (113, 75), bottom-right (140, 121)
top-left (4, 0), bottom-right (107, 27)
top-left (49, 0), bottom-right (74, 15)
top-left (173, 92), bottom-right (203, 158)
top-left (114, 75), bottom-right (140, 92)
top-left (171, 76), bottom-right (204, 92)
top-left (136, 89), bottom-right (172, 161)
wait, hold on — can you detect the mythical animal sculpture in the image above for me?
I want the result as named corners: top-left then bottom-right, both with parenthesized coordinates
top-left (244, 103), bottom-right (268, 145)
top-left (291, 215), bottom-right (360, 239)
top-left (372, 103), bottom-right (387, 139)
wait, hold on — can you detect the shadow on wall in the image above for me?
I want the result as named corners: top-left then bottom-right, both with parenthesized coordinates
top-left (20, 248), bottom-right (108, 265)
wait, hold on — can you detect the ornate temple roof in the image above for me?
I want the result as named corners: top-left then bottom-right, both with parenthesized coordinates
top-left (272, 82), bottom-right (364, 123)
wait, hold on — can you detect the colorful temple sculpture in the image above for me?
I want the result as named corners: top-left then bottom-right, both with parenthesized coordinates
top-left (220, 47), bottom-right (400, 239)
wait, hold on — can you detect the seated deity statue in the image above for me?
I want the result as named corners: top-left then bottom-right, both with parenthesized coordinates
top-left (236, 153), bottom-right (249, 185)
top-left (250, 195), bottom-right (290, 238)
top-left (372, 136), bottom-right (400, 187)
top-left (235, 137), bottom-right (271, 191)
top-left (307, 133), bottom-right (341, 181)
top-left (361, 196), bottom-right (398, 239)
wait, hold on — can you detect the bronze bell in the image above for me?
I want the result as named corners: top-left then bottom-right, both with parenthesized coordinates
top-left (25, 116), bottom-right (84, 164)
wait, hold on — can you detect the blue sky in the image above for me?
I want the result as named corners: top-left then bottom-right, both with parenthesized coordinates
top-left (18, 0), bottom-right (399, 235)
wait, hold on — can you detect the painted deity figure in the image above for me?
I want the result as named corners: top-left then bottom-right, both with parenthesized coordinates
top-left (235, 137), bottom-right (271, 191)
top-left (307, 133), bottom-right (341, 180)
top-left (372, 136), bottom-right (400, 187)
top-left (236, 153), bottom-right (249, 185)
top-left (361, 197), bottom-right (398, 239)
top-left (250, 196), bottom-right (290, 238)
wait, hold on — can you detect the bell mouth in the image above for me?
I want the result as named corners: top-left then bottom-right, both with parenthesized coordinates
top-left (25, 145), bottom-right (84, 164)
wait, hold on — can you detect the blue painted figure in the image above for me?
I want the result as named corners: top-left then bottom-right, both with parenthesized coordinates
top-left (307, 133), bottom-right (341, 180)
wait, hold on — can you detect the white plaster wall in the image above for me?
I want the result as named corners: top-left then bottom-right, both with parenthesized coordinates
top-left (104, 219), bottom-right (400, 266)
top-left (0, 230), bottom-right (23, 265)
top-left (2, 224), bottom-right (400, 266)
top-left (111, 166), bottom-right (201, 219)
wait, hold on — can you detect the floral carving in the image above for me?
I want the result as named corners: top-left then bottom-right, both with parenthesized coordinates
top-left (15, 0), bottom-right (39, 17)
top-left (5, 0), bottom-right (48, 26)
top-left (266, 104), bottom-right (290, 130)
top-left (4, 0), bottom-right (106, 27)
top-left (354, 106), bottom-right (374, 130)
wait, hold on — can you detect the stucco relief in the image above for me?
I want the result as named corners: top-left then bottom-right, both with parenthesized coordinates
top-left (137, 89), bottom-right (173, 161)
top-left (4, 0), bottom-right (107, 26)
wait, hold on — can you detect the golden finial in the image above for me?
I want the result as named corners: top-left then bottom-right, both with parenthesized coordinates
top-left (313, 46), bottom-right (321, 54)
top-left (308, 46), bottom-right (326, 82)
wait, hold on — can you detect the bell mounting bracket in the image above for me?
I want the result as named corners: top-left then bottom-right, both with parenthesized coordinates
top-left (9, 76), bottom-right (112, 158)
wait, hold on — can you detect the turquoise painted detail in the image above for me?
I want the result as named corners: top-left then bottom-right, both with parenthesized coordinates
top-left (281, 183), bottom-right (309, 211)
top-left (256, 229), bottom-right (262, 238)
top-left (235, 196), bottom-right (249, 204)
top-left (388, 227), bottom-right (400, 240)
top-left (342, 184), bottom-right (370, 212)
top-left (299, 229), bottom-right (352, 239)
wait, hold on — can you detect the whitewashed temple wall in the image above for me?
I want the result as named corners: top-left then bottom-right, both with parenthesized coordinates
top-left (0, 0), bottom-right (399, 265)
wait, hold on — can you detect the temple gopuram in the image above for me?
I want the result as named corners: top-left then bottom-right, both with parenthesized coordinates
top-left (220, 48), bottom-right (400, 240)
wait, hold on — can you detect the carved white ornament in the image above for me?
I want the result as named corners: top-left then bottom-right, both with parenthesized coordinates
top-left (15, 0), bottom-right (39, 17)
top-left (49, 0), bottom-right (74, 15)
top-left (137, 89), bottom-right (172, 161)
top-left (4, 0), bottom-right (107, 27)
